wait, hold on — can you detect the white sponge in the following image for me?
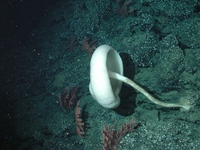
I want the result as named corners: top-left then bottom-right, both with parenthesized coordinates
top-left (89, 45), bottom-right (192, 111)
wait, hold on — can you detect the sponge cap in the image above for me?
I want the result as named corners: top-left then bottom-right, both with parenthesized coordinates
top-left (89, 45), bottom-right (123, 108)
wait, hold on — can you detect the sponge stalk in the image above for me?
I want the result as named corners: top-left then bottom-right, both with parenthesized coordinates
top-left (108, 70), bottom-right (191, 111)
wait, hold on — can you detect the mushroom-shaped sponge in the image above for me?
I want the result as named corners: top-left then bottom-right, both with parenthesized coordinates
top-left (89, 45), bottom-right (192, 111)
